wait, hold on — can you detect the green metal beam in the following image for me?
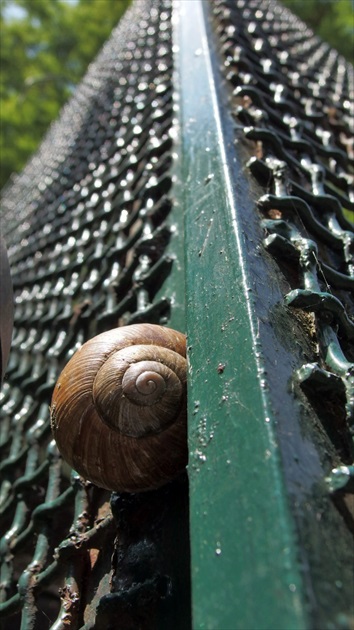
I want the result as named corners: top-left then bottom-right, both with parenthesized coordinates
top-left (175, 1), bottom-right (309, 628)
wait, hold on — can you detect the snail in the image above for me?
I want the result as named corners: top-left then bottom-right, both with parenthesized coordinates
top-left (50, 324), bottom-right (187, 493)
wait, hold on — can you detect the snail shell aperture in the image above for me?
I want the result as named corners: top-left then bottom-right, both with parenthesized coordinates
top-left (50, 324), bottom-right (187, 492)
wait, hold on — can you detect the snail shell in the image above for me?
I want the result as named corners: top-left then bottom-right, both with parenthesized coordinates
top-left (50, 324), bottom-right (187, 492)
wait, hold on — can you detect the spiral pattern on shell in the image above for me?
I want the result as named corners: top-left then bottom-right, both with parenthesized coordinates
top-left (50, 324), bottom-right (187, 492)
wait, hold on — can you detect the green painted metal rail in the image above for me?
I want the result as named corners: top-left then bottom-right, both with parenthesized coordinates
top-left (176, 2), bottom-right (307, 628)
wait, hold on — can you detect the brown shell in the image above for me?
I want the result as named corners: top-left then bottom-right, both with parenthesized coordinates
top-left (50, 324), bottom-right (187, 492)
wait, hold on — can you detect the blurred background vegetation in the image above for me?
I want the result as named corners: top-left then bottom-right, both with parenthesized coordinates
top-left (0, 0), bottom-right (353, 191)
top-left (0, 0), bottom-right (131, 190)
top-left (282, 0), bottom-right (354, 62)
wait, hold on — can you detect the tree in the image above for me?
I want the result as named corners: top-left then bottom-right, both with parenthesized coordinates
top-left (0, 0), bottom-right (131, 190)
top-left (280, 0), bottom-right (353, 62)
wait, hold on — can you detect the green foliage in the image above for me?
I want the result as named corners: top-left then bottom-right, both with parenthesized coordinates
top-left (0, 0), bottom-right (131, 190)
top-left (280, 0), bottom-right (354, 62)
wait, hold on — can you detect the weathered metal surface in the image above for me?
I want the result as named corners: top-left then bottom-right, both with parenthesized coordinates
top-left (177, 1), bottom-right (307, 628)
top-left (177, 0), bottom-right (353, 628)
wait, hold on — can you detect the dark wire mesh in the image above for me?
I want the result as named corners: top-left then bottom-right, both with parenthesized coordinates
top-left (208, 3), bottom-right (354, 624)
top-left (0, 1), bottom-right (177, 627)
top-left (212, 0), bottom-right (354, 471)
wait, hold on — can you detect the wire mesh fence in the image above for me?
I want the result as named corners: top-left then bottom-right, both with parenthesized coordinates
top-left (0, 0), bottom-right (353, 628)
